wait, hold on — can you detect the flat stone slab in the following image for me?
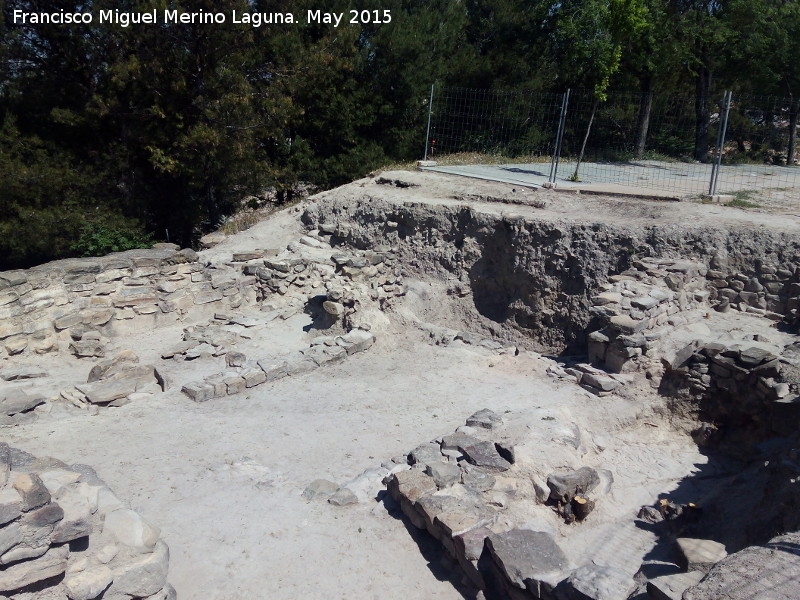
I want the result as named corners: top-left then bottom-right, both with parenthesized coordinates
top-left (581, 373), bottom-right (621, 392)
top-left (609, 314), bottom-right (647, 334)
top-left (388, 469), bottom-right (437, 502)
top-left (409, 443), bottom-right (443, 466)
top-left (564, 563), bottom-right (637, 600)
top-left (0, 389), bottom-right (45, 416)
top-left (1, 367), bottom-right (48, 381)
top-left (648, 570), bottom-right (706, 600)
top-left (0, 545), bottom-right (69, 592)
top-left (440, 432), bottom-right (482, 453)
top-left (76, 379), bottom-right (139, 405)
top-left (425, 462), bottom-right (462, 488)
top-left (465, 408), bottom-right (503, 430)
top-left (683, 532), bottom-right (800, 600)
top-left (462, 441), bottom-right (511, 472)
top-left (328, 488), bottom-right (358, 506)
top-left (677, 538), bottom-right (728, 572)
top-left (302, 479), bottom-right (339, 501)
top-left (486, 529), bottom-right (568, 592)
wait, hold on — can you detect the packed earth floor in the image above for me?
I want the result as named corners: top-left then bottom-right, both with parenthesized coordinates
top-left (1, 170), bottom-right (799, 600)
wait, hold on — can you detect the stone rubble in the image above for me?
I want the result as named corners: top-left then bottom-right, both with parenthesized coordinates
top-left (180, 328), bottom-right (375, 401)
top-left (0, 444), bottom-right (173, 600)
top-left (64, 351), bottom-right (166, 409)
top-left (384, 409), bottom-right (618, 599)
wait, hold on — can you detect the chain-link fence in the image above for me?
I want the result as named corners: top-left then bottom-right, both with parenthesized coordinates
top-left (423, 86), bottom-right (800, 207)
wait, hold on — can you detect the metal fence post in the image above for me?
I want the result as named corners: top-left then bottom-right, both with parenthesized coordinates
top-left (424, 83), bottom-right (435, 161)
top-left (709, 90), bottom-right (732, 196)
top-left (549, 89), bottom-right (570, 183)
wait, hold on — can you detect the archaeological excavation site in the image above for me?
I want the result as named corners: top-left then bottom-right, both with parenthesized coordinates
top-left (1, 169), bottom-right (799, 600)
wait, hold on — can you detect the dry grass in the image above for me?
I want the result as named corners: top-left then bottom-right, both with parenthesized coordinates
top-left (219, 196), bottom-right (304, 236)
top-left (377, 152), bottom-right (552, 172)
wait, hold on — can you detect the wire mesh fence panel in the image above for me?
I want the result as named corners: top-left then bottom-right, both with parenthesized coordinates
top-left (426, 85), bottom-right (800, 206)
top-left (714, 94), bottom-right (800, 207)
top-left (428, 87), bottom-right (563, 161)
top-left (554, 90), bottom-right (723, 196)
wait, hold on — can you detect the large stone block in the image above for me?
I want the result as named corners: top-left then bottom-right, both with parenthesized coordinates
top-left (103, 508), bottom-right (160, 550)
top-left (547, 467), bottom-right (600, 503)
top-left (0, 389), bottom-right (45, 416)
top-left (64, 565), bottom-right (114, 600)
top-left (485, 529), bottom-right (569, 595)
top-left (107, 540), bottom-right (169, 598)
top-left (561, 563), bottom-right (637, 600)
top-left (677, 538), bottom-right (727, 572)
top-left (0, 544), bottom-right (69, 592)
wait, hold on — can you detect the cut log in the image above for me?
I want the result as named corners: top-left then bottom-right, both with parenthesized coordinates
top-left (572, 495), bottom-right (595, 521)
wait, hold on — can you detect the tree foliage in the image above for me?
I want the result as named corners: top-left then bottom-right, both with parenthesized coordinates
top-left (1, 0), bottom-right (799, 267)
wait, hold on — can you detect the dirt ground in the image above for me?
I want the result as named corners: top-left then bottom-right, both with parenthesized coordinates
top-left (3, 169), bottom-right (798, 599)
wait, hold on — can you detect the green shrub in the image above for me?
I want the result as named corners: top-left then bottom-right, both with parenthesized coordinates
top-left (71, 219), bottom-right (154, 257)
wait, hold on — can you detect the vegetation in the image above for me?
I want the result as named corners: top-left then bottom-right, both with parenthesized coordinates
top-left (1, 0), bottom-right (799, 267)
top-left (725, 190), bottom-right (760, 208)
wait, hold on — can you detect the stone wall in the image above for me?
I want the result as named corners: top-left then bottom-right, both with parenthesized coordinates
top-left (0, 245), bottom-right (255, 359)
top-left (703, 254), bottom-right (800, 324)
top-left (586, 258), bottom-right (709, 373)
top-left (664, 340), bottom-right (799, 447)
top-left (0, 444), bottom-right (173, 600)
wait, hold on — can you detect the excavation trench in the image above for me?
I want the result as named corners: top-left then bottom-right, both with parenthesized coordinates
top-left (1, 171), bottom-right (799, 600)
top-left (302, 182), bottom-right (800, 599)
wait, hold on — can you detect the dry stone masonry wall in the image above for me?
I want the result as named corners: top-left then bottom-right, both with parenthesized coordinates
top-left (586, 258), bottom-right (709, 374)
top-left (0, 444), bottom-right (173, 600)
top-left (0, 245), bottom-right (255, 360)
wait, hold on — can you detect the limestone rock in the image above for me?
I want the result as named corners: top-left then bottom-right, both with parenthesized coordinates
top-left (388, 469), bottom-right (437, 502)
top-left (460, 463), bottom-right (496, 492)
top-left (70, 339), bottom-right (106, 358)
top-left (0, 367), bottom-right (48, 381)
top-left (0, 523), bottom-right (23, 555)
top-left (677, 538), bottom-right (728, 572)
top-left (301, 479), bottom-right (339, 501)
top-left (87, 350), bottom-right (139, 383)
top-left (547, 467), bottom-right (600, 503)
top-left (581, 373), bottom-right (621, 392)
top-left (409, 443), bottom-right (442, 466)
top-left (13, 472), bottom-right (51, 510)
top-left (0, 544), bottom-right (69, 592)
top-left (0, 487), bottom-right (22, 525)
top-left (181, 381), bottom-right (214, 402)
top-left (0, 389), bottom-right (45, 416)
top-left (225, 351), bottom-right (247, 368)
top-left (108, 539), bottom-right (169, 598)
top-left (51, 488), bottom-right (93, 543)
top-left (562, 563), bottom-right (637, 600)
top-left (337, 329), bottom-right (375, 355)
top-left (0, 542), bottom-right (50, 566)
top-left (682, 532), bottom-right (799, 600)
top-left (103, 508), bottom-right (160, 550)
top-left (647, 570), bottom-right (706, 600)
top-left (323, 300), bottom-right (345, 317)
top-left (21, 501), bottom-right (64, 527)
top-left (328, 488), bottom-right (358, 506)
top-left (486, 529), bottom-right (568, 594)
top-left (425, 462), bottom-right (462, 489)
top-left (465, 408), bottom-right (503, 430)
top-left (462, 441), bottom-right (512, 472)
top-left (64, 565), bottom-right (114, 600)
